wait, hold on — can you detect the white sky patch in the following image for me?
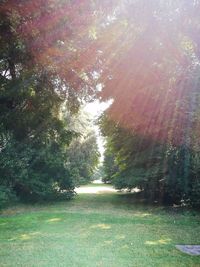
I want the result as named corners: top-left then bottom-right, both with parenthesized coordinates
top-left (83, 99), bottom-right (113, 162)
top-left (84, 99), bottom-right (112, 118)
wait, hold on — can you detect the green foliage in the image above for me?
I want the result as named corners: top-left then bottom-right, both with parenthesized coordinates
top-left (97, 0), bottom-right (200, 208)
top-left (93, 164), bottom-right (105, 182)
top-left (102, 145), bottom-right (118, 184)
top-left (0, 186), bottom-right (17, 209)
top-left (0, 1), bottom-right (102, 205)
top-left (63, 109), bottom-right (100, 185)
top-left (100, 116), bottom-right (200, 207)
top-left (66, 132), bottom-right (100, 185)
top-left (0, 134), bottom-right (76, 202)
top-left (1, 0), bottom-right (200, 209)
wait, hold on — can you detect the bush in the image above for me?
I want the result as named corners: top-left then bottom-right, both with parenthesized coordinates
top-left (0, 186), bottom-right (17, 209)
top-left (0, 137), bottom-right (75, 203)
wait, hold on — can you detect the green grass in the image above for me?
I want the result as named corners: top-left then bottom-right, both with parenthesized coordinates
top-left (0, 184), bottom-right (200, 267)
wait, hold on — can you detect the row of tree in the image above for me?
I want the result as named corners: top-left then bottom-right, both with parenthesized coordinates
top-left (99, 0), bottom-right (200, 208)
top-left (1, 0), bottom-right (200, 209)
top-left (101, 117), bottom-right (200, 207)
top-left (0, 0), bottom-right (104, 207)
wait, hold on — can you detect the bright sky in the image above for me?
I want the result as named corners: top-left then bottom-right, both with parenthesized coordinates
top-left (84, 99), bottom-right (112, 118)
top-left (83, 99), bottom-right (112, 162)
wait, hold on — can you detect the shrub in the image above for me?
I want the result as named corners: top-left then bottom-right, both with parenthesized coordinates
top-left (0, 186), bottom-right (17, 209)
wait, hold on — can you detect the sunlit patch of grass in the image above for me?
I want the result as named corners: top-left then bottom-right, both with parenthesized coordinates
top-left (115, 235), bottom-right (125, 240)
top-left (8, 232), bottom-right (41, 241)
top-left (0, 184), bottom-right (200, 267)
top-left (20, 234), bottom-right (32, 241)
top-left (47, 218), bottom-right (62, 222)
top-left (103, 240), bottom-right (113, 245)
top-left (145, 238), bottom-right (172, 245)
top-left (91, 223), bottom-right (111, 230)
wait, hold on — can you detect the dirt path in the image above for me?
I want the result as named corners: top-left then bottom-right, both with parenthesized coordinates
top-left (75, 183), bottom-right (117, 194)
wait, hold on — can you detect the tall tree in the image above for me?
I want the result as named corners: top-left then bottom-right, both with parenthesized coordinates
top-left (0, 0), bottom-right (106, 203)
top-left (65, 109), bottom-right (100, 185)
top-left (97, 1), bottom-right (200, 207)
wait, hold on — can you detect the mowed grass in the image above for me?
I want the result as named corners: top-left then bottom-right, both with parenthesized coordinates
top-left (0, 184), bottom-right (200, 267)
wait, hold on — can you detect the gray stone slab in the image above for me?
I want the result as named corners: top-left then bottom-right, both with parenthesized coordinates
top-left (176, 245), bottom-right (200, 255)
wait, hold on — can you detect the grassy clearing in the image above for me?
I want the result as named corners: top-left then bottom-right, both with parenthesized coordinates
top-left (0, 184), bottom-right (200, 267)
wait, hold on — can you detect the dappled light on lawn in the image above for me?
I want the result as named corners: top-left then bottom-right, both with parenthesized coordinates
top-left (91, 223), bottom-right (111, 230)
top-left (47, 218), bottom-right (62, 223)
top-left (104, 240), bottom-right (112, 244)
top-left (0, 187), bottom-right (200, 267)
top-left (115, 235), bottom-right (125, 240)
top-left (145, 239), bottom-right (172, 246)
top-left (8, 232), bottom-right (41, 242)
top-left (133, 212), bottom-right (152, 218)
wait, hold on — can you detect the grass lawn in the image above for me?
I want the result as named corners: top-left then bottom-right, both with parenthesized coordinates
top-left (0, 184), bottom-right (200, 267)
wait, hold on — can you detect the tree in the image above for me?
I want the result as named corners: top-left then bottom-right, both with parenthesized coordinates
top-left (102, 141), bottom-right (118, 184)
top-left (66, 131), bottom-right (100, 185)
top-left (0, 0), bottom-right (105, 203)
top-left (100, 112), bottom-right (200, 206)
top-left (93, 164), bottom-right (105, 182)
top-left (97, 1), bottom-right (200, 207)
top-left (64, 108), bottom-right (100, 185)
